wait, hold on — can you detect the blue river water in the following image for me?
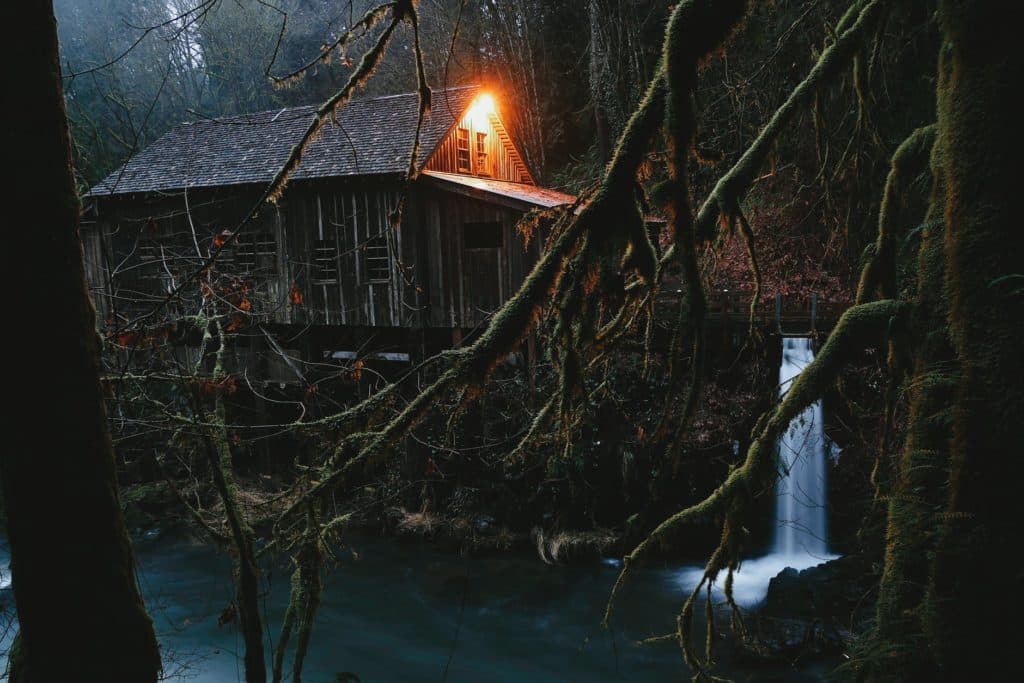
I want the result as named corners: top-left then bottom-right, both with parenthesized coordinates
top-left (1, 533), bottom-right (831, 681)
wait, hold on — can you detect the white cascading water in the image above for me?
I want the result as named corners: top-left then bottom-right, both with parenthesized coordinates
top-left (773, 336), bottom-right (828, 557)
top-left (676, 336), bottom-right (834, 605)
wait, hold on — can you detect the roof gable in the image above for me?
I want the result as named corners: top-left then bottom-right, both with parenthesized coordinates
top-left (87, 85), bottom-right (481, 197)
top-left (423, 97), bottom-right (535, 184)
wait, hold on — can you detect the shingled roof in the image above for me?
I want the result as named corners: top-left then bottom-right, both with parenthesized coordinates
top-left (87, 85), bottom-right (480, 197)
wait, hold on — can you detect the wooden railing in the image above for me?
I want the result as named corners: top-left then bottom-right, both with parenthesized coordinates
top-left (656, 289), bottom-right (847, 334)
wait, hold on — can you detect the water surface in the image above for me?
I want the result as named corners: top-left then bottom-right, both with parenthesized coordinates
top-left (2, 534), bottom-right (830, 681)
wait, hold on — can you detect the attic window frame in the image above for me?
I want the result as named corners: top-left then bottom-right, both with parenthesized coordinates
top-left (475, 131), bottom-right (489, 176)
top-left (456, 127), bottom-right (471, 173)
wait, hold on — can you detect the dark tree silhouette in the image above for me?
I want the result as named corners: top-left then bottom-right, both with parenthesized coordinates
top-left (1, 3), bottom-right (161, 681)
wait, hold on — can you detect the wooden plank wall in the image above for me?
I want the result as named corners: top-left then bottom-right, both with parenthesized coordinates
top-left (424, 111), bottom-right (532, 183)
top-left (80, 218), bottom-right (110, 322)
top-left (280, 183), bottom-right (412, 328)
top-left (86, 180), bottom-right (538, 335)
top-left (422, 192), bottom-right (535, 329)
top-left (93, 188), bottom-right (279, 323)
top-left (90, 181), bottom-right (417, 330)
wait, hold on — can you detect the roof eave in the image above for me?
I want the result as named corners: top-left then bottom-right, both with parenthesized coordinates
top-left (418, 171), bottom-right (574, 211)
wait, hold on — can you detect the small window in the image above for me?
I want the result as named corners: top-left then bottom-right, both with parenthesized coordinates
top-left (475, 132), bottom-right (488, 175)
top-left (463, 222), bottom-right (503, 249)
top-left (362, 233), bottom-right (390, 282)
top-left (456, 127), bottom-right (471, 172)
top-left (237, 232), bottom-right (276, 272)
top-left (217, 247), bottom-right (235, 270)
top-left (313, 239), bottom-right (338, 282)
top-left (136, 243), bottom-right (164, 279)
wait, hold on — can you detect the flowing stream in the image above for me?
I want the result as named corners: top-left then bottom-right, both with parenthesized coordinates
top-left (0, 534), bottom-right (833, 682)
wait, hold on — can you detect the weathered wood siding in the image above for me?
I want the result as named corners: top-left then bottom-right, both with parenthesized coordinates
top-left (80, 216), bottom-right (110, 322)
top-left (85, 177), bottom-right (537, 335)
top-left (420, 190), bottom-right (537, 329)
top-left (424, 109), bottom-right (533, 184)
top-left (88, 188), bottom-right (281, 323)
top-left (87, 180), bottom-right (419, 330)
top-left (279, 182), bottom-right (413, 327)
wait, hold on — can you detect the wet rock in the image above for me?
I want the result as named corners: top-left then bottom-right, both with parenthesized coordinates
top-left (728, 555), bottom-right (873, 673)
top-left (763, 554), bottom-right (873, 620)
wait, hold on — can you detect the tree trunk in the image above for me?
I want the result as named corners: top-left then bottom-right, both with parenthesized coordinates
top-left (865, 2), bottom-right (1022, 680)
top-left (924, 1), bottom-right (1023, 678)
top-left (589, 0), bottom-right (613, 162)
top-left (202, 321), bottom-right (266, 683)
top-left (1, 3), bottom-right (161, 682)
top-left (870, 125), bottom-right (947, 680)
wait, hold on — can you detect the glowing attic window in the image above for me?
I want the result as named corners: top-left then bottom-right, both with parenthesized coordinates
top-left (475, 132), bottom-right (488, 175)
top-left (456, 127), bottom-right (471, 172)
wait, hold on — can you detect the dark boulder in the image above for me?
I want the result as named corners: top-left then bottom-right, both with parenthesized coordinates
top-left (763, 554), bottom-right (873, 620)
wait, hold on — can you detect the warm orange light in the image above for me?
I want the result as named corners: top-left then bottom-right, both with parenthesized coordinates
top-left (469, 93), bottom-right (496, 129)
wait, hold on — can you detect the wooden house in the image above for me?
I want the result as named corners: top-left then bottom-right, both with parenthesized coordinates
top-left (82, 85), bottom-right (574, 371)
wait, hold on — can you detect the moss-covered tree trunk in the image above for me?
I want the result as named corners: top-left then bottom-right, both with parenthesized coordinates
top-left (1, 3), bottom-right (161, 681)
top-left (200, 320), bottom-right (266, 683)
top-left (867, 2), bottom-right (1022, 679)
top-left (869, 125), bottom-right (949, 680)
top-left (204, 405), bottom-right (266, 683)
top-left (924, 1), bottom-right (1023, 678)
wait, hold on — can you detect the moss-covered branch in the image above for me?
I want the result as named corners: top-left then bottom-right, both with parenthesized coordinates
top-left (657, 0), bottom-right (889, 261)
top-left (200, 320), bottom-right (266, 683)
top-left (653, 0), bottom-right (752, 462)
top-left (855, 124), bottom-right (936, 304)
top-left (265, 5), bottom-right (406, 204)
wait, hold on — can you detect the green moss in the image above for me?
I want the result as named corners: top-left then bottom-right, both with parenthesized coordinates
top-left (855, 125), bottom-right (936, 304)
top-left (921, 2), bottom-right (1024, 677)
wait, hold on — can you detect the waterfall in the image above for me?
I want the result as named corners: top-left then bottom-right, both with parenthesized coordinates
top-left (675, 336), bottom-right (835, 605)
top-left (773, 337), bottom-right (828, 558)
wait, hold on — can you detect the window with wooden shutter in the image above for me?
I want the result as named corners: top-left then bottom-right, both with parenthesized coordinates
top-left (236, 232), bottom-right (276, 273)
top-left (312, 239), bottom-right (338, 283)
top-left (362, 233), bottom-right (391, 283)
top-left (456, 127), bottom-right (471, 172)
top-left (136, 242), bottom-right (164, 279)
